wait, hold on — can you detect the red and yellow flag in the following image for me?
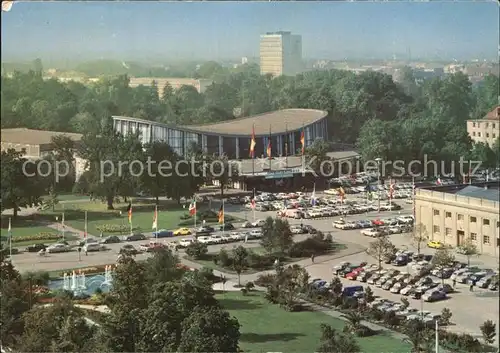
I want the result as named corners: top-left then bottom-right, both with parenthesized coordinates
top-left (127, 203), bottom-right (132, 224)
top-left (300, 128), bottom-right (305, 155)
top-left (249, 125), bottom-right (256, 157)
top-left (218, 205), bottom-right (224, 224)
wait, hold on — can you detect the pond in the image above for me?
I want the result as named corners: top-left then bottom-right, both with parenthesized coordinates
top-left (48, 272), bottom-right (113, 296)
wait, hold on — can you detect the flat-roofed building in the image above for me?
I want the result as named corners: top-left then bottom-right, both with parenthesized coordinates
top-left (467, 106), bottom-right (500, 147)
top-left (415, 183), bottom-right (499, 257)
top-left (128, 77), bottom-right (213, 97)
top-left (260, 31), bottom-right (302, 76)
top-left (0, 128), bottom-right (86, 180)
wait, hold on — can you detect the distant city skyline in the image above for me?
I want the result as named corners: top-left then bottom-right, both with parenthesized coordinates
top-left (1, 1), bottom-right (498, 62)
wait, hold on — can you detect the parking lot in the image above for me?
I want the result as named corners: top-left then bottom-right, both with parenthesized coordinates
top-left (11, 187), bottom-right (499, 344)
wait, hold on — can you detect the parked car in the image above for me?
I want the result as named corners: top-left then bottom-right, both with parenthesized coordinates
top-left (46, 243), bottom-right (71, 253)
top-left (390, 282), bottom-right (406, 294)
top-left (251, 219), bottom-right (266, 227)
top-left (241, 221), bottom-right (254, 228)
top-left (302, 225), bottom-right (317, 234)
top-left (83, 243), bottom-right (104, 252)
top-left (435, 283), bottom-right (454, 294)
top-left (119, 244), bottom-right (139, 255)
top-left (139, 241), bottom-right (165, 252)
top-left (400, 285), bottom-right (415, 296)
top-left (220, 223), bottom-right (235, 231)
top-left (173, 228), bottom-right (192, 236)
top-left (178, 239), bottom-right (194, 248)
top-left (195, 226), bottom-right (214, 236)
top-left (152, 229), bottom-right (174, 238)
top-left (476, 275), bottom-right (497, 288)
top-left (392, 255), bottom-right (409, 266)
top-left (25, 243), bottom-right (47, 252)
top-left (427, 241), bottom-right (444, 249)
top-left (100, 235), bottom-right (121, 244)
top-left (124, 233), bottom-right (147, 242)
top-left (422, 290), bottom-right (446, 302)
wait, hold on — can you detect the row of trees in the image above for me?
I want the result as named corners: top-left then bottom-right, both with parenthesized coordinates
top-left (3, 64), bottom-right (497, 152)
top-left (1, 246), bottom-right (241, 352)
top-left (1, 117), bottom-right (239, 216)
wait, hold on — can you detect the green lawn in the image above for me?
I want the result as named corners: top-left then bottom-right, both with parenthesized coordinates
top-left (0, 225), bottom-right (55, 238)
top-left (216, 292), bottom-right (410, 353)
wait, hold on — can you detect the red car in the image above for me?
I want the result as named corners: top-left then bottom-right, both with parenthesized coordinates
top-left (372, 219), bottom-right (385, 226)
top-left (346, 267), bottom-right (365, 280)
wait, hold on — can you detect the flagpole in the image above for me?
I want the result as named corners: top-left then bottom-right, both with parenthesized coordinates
top-left (389, 179), bottom-right (392, 213)
top-left (84, 211), bottom-right (88, 244)
top-left (269, 124), bottom-right (272, 171)
top-left (252, 123), bottom-right (255, 176)
top-left (129, 204), bottom-right (133, 236)
top-left (155, 205), bottom-right (158, 239)
top-left (194, 196), bottom-right (197, 228)
top-left (435, 320), bottom-right (439, 353)
top-left (8, 217), bottom-right (12, 259)
top-left (285, 123), bottom-right (288, 168)
top-left (253, 188), bottom-right (256, 221)
top-left (62, 205), bottom-right (65, 240)
top-left (222, 198), bottom-right (225, 237)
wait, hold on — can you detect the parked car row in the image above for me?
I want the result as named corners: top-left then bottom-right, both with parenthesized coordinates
top-left (368, 299), bottom-right (441, 326)
top-left (332, 215), bottom-right (414, 231)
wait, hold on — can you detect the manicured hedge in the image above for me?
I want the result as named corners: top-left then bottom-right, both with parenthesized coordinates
top-left (96, 224), bottom-right (140, 233)
top-left (11, 232), bottom-right (60, 243)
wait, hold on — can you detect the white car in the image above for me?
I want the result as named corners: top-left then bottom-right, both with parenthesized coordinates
top-left (397, 215), bottom-right (414, 224)
top-left (249, 229), bottom-right (262, 238)
top-left (179, 239), bottom-right (194, 247)
top-left (390, 282), bottom-right (405, 293)
top-left (400, 285), bottom-right (415, 296)
top-left (197, 236), bottom-right (211, 244)
top-left (252, 219), bottom-right (266, 227)
top-left (46, 243), bottom-right (71, 253)
top-left (83, 243), bottom-right (103, 252)
top-left (229, 232), bottom-right (244, 241)
top-left (290, 226), bottom-right (303, 234)
top-left (209, 235), bottom-right (224, 244)
top-left (332, 220), bottom-right (346, 229)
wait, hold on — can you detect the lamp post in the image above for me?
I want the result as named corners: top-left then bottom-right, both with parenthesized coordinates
top-left (375, 158), bottom-right (382, 212)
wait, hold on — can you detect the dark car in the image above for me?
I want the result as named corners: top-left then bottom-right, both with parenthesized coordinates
top-left (302, 225), bottom-right (317, 234)
top-left (119, 244), bottom-right (140, 255)
top-left (220, 223), bottom-right (235, 231)
top-left (152, 229), bottom-right (174, 238)
top-left (392, 255), bottom-right (409, 266)
top-left (100, 235), bottom-right (121, 244)
top-left (384, 254), bottom-right (396, 264)
top-left (124, 233), bottom-right (147, 241)
top-left (25, 243), bottom-right (47, 252)
top-left (195, 226), bottom-right (215, 236)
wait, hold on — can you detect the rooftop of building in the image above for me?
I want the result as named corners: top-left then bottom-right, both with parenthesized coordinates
top-left (113, 108), bottom-right (328, 136)
top-left (0, 128), bottom-right (83, 146)
top-left (469, 106), bottom-right (499, 121)
top-left (420, 181), bottom-right (500, 202)
top-left (128, 77), bottom-right (213, 85)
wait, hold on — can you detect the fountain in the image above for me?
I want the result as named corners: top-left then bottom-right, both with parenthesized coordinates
top-left (55, 266), bottom-right (113, 295)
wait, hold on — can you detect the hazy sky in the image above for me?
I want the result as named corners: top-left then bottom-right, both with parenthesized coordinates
top-left (1, 1), bottom-right (498, 61)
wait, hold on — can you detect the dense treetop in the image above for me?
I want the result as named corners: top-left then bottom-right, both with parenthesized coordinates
top-left (1, 61), bottom-right (498, 166)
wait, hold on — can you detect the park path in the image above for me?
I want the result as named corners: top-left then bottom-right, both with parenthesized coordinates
top-left (46, 222), bottom-right (93, 239)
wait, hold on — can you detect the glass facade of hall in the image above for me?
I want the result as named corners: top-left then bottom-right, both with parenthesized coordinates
top-left (113, 117), bottom-right (328, 158)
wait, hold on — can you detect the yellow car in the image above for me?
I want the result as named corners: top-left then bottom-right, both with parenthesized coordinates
top-left (427, 241), bottom-right (443, 249)
top-left (173, 227), bottom-right (191, 236)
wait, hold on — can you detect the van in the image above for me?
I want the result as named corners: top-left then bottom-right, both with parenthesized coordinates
top-left (342, 285), bottom-right (364, 297)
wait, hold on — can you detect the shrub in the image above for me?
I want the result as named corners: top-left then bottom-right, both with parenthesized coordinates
top-left (23, 271), bottom-right (50, 286)
top-left (439, 308), bottom-right (452, 326)
top-left (240, 288), bottom-right (248, 296)
top-left (96, 224), bottom-right (139, 234)
top-left (288, 237), bottom-right (331, 258)
top-left (216, 249), bottom-right (232, 267)
top-left (246, 251), bottom-right (274, 270)
top-left (178, 214), bottom-right (235, 227)
top-left (244, 281), bottom-right (255, 291)
top-left (11, 232), bottom-right (60, 243)
top-left (255, 273), bottom-right (276, 287)
top-left (185, 241), bottom-right (208, 260)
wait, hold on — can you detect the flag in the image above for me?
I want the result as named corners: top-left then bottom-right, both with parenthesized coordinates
top-left (249, 124), bottom-right (256, 158)
top-left (62, 212), bottom-right (65, 229)
top-left (189, 199), bottom-right (197, 216)
top-left (126, 203), bottom-right (132, 224)
top-left (84, 211), bottom-right (88, 239)
top-left (436, 177), bottom-right (442, 186)
top-left (389, 179), bottom-right (395, 200)
top-left (412, 178), bottom-right (416, 196)
top-left (338, 187), bottom-right (345, 202)
top-left (266, 126), bottom-right (272, 160)
top-left (8, 218), bottom-right (12, 243)
top-left (152, 206), bottom-right (158, 229)
top-left (251, 189), bottom-right (256, 209)
top-left (311, 184), bottom-right (316, 206)
top-left (300, 128), bottom-right (305, 155)
top-left (218, 205), bottom-right (224, 224)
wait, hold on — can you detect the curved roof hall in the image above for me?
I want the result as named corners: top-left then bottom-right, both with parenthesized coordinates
top-left (113, 109), bottom-right (327, 137)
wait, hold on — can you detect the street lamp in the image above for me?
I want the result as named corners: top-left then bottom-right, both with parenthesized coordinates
top-left (375, 158), bottom-right (382, 212)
